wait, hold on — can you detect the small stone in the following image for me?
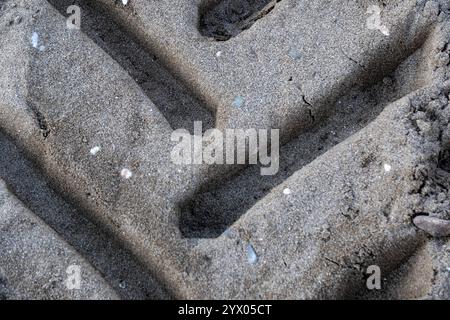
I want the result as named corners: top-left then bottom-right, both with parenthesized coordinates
top-left (223, 228), bottom-right (232, 238)
top-left (413, 216), bottom-right (450, 238)
top-left (384, 163), bottom-right (392, 172)
top-left (90, 146), bottom-right (101, 156)
top-left (232, 96), bottom-right (244, 108)
top-left (320, 226), bottom-right (331, 241)
top-left (288, 48), bottom-right (301, 60)
top-left (246, 244), bottom-right (258, 264)
top-left (416, 119), bottom-right (432, 135)
top-left (31, 32), bottom-right (39, 49)
top-left (120, 168), bottom-right (133, 179)
top-left (283, 188), bottom-right (292, 195)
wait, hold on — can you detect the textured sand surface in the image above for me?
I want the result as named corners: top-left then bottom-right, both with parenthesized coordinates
top-left (0, 0), bottom-right (450, 299)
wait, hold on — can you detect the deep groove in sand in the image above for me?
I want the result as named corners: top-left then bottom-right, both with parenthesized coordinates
top-left (45, 0), bottom-right (432, 240)
top-left (199, 0), bottom-right (283, 41)
top-left (47, 0), bottom-right (215, 134)
top-left (180, 44), bottom-right (431, 238)
top-left (0, 130), bottom-right (172, 299)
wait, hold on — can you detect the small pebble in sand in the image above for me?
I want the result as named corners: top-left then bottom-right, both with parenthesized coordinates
top-left (283, 188), bottom-right (292, 195)
top-left (223, 228), bottom-right (233, 239)
top-left (120, 168), bottom-right (133, 179)
top-left (246, 244), bottom-right (258, 264)
top-left (288, 48), bottom-right (302, 60)
top-left (232, 96), bottom-right (244, 108)
top-left (31, 32), bottom-right (45, 51)
top-left (31, 32), bottom-right (39, 48)
top-left (413, 216), bottom-right (450, 238)
top-left (90, 146), bottom-right (101, 156)
top-left (122, 0), bottom-right (129, 5)
top-left (216, 51), bottom-right (222, 57)
top-left (384, 163), bottom-right (392, 172)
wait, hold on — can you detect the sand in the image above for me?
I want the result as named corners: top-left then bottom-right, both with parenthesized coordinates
top-left (0, 0), bottom-right (449, 299)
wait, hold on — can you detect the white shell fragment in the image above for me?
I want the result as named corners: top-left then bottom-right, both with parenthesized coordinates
top-left (413, 216), bottom-right (450, 238)
top-left (31, 32), bottom-right (39, 48)
top-left (246, 244), bottom-right (258, 264)
top-left (90, 146), bottom-right (101, 156)
top-left (120, 168), bottom-right (133, 179)
top-left (122, 0), bottom-right (129, 5)
top-left (31, 32), bottom-right (46, 51)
